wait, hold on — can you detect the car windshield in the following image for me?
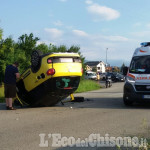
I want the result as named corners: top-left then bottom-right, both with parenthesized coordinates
top-left (129, 55), bottom-right (150, 74)
top-left (88, 73), bottom-right (96, 76)
top-left (116, 73), bottom-right (121, 77)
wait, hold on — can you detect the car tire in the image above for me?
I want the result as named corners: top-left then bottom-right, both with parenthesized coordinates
top-left (123, 94), bottom-right (133, 106)
top-left (31, 50), bottom-right (43, 72)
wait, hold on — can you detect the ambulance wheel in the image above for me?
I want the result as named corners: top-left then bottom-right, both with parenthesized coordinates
top-left (123, 94), bottom-right (133, 106)
top-left (31, 50), bottom-right (43, 72)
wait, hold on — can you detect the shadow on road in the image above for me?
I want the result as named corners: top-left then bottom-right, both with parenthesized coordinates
top-left (66, 97), bottom-right (150, 110)
top-left (1, 97), bottom-right (150, 110)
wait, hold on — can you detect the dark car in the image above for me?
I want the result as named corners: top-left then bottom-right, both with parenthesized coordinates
top-left (106, 72), bottom-right (116, 81)
top-left (106, 72), bottom-right (125, 82)
top-left (115, 73), bottom-right (125, 82)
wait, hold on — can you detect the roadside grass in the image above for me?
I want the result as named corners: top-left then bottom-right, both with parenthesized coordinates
top-left (146, 139), bottom-right (150, 149)
top-left (0, 85), bottom-right (5, 103)
top-left (75, 79), bottom-right (101, 93)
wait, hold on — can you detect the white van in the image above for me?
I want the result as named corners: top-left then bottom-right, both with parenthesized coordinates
top-left (123, 42), bottom-right (150, 105)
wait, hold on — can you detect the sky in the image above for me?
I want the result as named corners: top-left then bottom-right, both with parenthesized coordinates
top-left (1, 0), bottom-right (150, 66)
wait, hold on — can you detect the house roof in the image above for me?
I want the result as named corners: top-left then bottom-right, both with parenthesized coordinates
top-left (85, 61), bottom-right (105, 67)
top-left (85, 61), bottom-right (99, 66)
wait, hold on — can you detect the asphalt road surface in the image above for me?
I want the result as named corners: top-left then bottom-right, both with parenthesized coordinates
top-left (0, 82), bottom-right (150, 150)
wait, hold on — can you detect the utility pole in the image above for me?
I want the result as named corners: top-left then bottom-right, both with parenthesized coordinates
top-left (106, 48), bottom-right (108, 66)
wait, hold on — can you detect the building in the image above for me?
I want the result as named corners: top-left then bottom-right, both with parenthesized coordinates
top-left (85, 61), bottom-right (106, 73)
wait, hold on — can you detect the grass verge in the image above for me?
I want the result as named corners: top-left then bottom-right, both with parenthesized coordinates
top-left (75, 79), bottom-right (101, 93)
top-left (0, 85), bottom-right (5, 103)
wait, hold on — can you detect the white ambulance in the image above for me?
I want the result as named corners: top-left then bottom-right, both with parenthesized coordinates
top-left (123, 42), bottom-right (150, 105)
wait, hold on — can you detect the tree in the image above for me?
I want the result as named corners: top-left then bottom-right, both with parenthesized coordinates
top-left (57, 45), bottom-right (67, 52)
top-left (68, 45), bottom-right (85, 62)
top-left (36, 43), bottom-right (49, 54)
top-left (17, 33), bottom-right (39, 59)
top-left (0, 28), bottom-right (2, 40)
top-left (14, 48), bottom-right (28, 73)
top-left (68, 45), bottom-right (80, 53)
top-left (112, 66), bottom-right (120, 72)
top-left (0, 37), bottom-right (15, 83)
top-left (120, 63), bottom-right (125, 72)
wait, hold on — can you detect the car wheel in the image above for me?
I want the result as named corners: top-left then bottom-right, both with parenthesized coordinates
top-left (123, 94), bottom-right (133, 106)
top-left (31, 50), bottom-right (43, 72)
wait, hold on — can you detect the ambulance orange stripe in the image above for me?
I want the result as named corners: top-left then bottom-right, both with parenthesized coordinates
top-left (140, 49), bottom-right (147, 52)
top-left (127, 73), bottom-right (135, 79)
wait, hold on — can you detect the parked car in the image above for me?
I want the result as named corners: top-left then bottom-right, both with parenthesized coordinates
top-left (16, 50), bottom-right (83, 106)
top-left (85, 71), bottom-right (97, 80)
top-left (103, 72), bottom-right (115, 81)
top-left (100, 72), bottom-right (107, 80)
top-left (105, 72), bottom-right (125, 82)
top-left (114, 73), bottom-right (125, 82)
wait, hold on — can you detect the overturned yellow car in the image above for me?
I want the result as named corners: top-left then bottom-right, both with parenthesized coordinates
top-left (16, 50), bottom-right (83, 106)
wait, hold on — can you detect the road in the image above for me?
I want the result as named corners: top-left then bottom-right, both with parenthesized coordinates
top-left (0, 82), bottom-right (150, 150)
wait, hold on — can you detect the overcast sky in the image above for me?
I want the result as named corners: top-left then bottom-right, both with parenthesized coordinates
top-left (1, 0), bottom-right (150, 66)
